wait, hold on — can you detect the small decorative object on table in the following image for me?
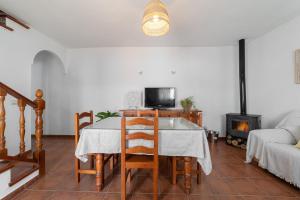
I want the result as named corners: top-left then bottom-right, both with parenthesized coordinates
top-left (180, 96), bottom-right (194, 113)
top-left (95, 111), bottom-right (119, 122)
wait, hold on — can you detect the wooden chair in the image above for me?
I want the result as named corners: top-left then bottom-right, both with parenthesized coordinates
top-left (137, 109), bottom-right (158, 117)
top-left (74, 111), bottom-right (115, 185)
top-left (171, 157), bottom-right (201, 185)
top-left (171, 111), bottom-right (202, 185)
top-left (121, 109), bottom-right (159, 200)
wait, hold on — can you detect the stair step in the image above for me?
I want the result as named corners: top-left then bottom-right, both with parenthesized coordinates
top-left (0, 161), bottom-right (39, 200)
top-left (9, 163), bottom-right (39, 187)
top-left (0, 161), bottom-right (14, 174)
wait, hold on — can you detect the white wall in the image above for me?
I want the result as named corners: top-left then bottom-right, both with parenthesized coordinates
top-left (5, 13), bottom-right (300, 141)
top-left (66, 47), bottom-right (238, 136)
top-left (247, 15), bottom-right (300, 128)
top-left (6, 10), bottom-right (300, 140)
top-left (0, 20), bottom-right (66, 155)
top-left (31, 51), bottom-right (69, 135)
top-left (0, 19), bottom-right (239, 140)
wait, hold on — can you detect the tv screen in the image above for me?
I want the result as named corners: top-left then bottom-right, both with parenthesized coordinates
top-left (144, 88), bottom-right (175, 108)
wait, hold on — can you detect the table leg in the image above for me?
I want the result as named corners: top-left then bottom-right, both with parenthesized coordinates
top-left (96, 153), bottom-right (104, 191)
top-left (184, 156), bottom-right (192, 194)
top-left (113, 154), bottom-right (118, 165)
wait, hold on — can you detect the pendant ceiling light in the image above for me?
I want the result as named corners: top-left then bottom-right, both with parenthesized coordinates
top-left (142, 0), bottom-right (170, 36)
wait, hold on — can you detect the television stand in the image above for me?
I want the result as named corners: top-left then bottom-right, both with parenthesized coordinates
top-left (150, 107), bottom-right (168, 110)
top-left (120, 109), bottom-right (202, 127)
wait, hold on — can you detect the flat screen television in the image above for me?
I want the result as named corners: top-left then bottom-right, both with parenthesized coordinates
top-left (144, 87), bottom-right (176, 109)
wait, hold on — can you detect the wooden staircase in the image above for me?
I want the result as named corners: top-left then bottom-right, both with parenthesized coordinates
top-left (0, 82), bottom-right (45, 199)
top-left (0, 161), bottom-right (14, 174)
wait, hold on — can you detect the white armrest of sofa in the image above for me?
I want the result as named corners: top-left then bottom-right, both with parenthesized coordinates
top-left (250, 129), bottom-right (296, 144)
top-left (246, 129), bottom-right (296, 163)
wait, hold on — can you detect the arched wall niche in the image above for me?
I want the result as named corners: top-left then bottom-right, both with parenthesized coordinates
top-left (31, 50), bottom-right (70, 135)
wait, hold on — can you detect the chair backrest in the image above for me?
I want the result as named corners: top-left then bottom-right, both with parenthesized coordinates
top-left (74, 111), bottom-right (93, 145)
top-left (137, 109), bottom-right (159, 117)
top-left (121, 109), bottom-right (159, 156)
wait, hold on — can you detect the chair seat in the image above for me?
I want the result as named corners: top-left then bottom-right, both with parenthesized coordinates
top-left (125, 155), bottom-right (154, 169)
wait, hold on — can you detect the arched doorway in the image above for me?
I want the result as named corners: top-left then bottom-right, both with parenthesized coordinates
top-left (31, 50), bottom-right (69, 135)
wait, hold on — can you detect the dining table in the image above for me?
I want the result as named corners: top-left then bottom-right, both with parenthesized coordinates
top-left (75, 117), bottom-right (212, 194)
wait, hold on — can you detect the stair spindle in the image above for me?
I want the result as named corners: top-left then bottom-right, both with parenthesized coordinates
top-left (0, 88), bottom-right (7, 157)
top-left (18, 99), bottom-right (26, 154)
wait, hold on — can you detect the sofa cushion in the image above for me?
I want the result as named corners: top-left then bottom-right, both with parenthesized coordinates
top-left (276, 110), bottom-right (300, 128)
top-left (276, 111), bottom-right (300, 141)
top-left (282, 126), bottom-right (300, 141)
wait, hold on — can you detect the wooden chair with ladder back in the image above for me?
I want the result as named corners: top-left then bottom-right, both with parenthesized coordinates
top-left (171, 111), bottom-right (202, 185)
top-left (74, 111), bottom-right (115, 187)
top-left (121, 109), bottom-right (159, 200)
top-left (137, 109), bottom-right (158, 117)
top-left (171, 157), bottom-right (201, 185)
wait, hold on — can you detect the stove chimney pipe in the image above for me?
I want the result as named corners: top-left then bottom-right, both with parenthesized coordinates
top-left (239, 39), bottom-right (247, 115)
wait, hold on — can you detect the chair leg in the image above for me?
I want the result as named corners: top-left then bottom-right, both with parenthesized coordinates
top-left (172, 157), bottom-right (177, 185)
top-left (121, 164), bottom-right (126, 200)
top-left (197, 163), bottom-right (201, 184)
top-left (90, 155), bottom-right (94, 169)
top-left (110, 156), bottom-right (114, 171)
top-left (153, 167), bottom-right (158, 200)
top-left (128, 169), bottom-right (132, 183)
top-left (114, 154), bottom-right (119, 165)
top-left (75, 158), bottom-right (80, 183)
top-left (167, 157), bottom-right (170, 177)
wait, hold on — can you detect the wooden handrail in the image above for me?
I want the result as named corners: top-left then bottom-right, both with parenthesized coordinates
top-left (0, 23), bottom-right (14, 31)
top-left (0, 82), bottom-right (36, 108)
top-left (0, 82), bottom-right (46, 178)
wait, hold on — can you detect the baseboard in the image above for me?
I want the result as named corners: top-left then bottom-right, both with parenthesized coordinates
top-left (37, 135), bottom-right (225, 140)
top-left (31, 135), bottom-right (74, 139)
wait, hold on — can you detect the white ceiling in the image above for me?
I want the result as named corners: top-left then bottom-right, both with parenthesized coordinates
top-left (1, 0), bottom-right (300, 48)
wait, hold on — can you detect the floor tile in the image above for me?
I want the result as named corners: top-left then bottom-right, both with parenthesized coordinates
top-left (10, 138), bottom-right (300, 200)
top-left (189, 195), bottom-right (216, 200)
top-left (12, 190), bottom-right (53, 200)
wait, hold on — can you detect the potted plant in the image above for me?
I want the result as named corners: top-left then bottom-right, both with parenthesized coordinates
top-left (95, 111), bottom-right (119, 122)
top-left (180, 96), bottom-right (194, 113)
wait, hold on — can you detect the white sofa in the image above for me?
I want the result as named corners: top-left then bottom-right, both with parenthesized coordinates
top-left (246, 111), bottom-right (300, 188)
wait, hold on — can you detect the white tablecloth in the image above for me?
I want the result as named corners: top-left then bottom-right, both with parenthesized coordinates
top-left (75, 117), bottom-right (212, 175)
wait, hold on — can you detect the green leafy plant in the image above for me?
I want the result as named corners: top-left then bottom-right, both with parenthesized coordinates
top-left (180, 96), bottom-right (194, 112)
top-left (95, 111), bottom-right (119, 122)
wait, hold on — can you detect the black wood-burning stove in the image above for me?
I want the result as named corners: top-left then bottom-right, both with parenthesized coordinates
top-left (226, 113), bottom-right (261, 139)
top-left (226, 39), bottom-right (261, 146)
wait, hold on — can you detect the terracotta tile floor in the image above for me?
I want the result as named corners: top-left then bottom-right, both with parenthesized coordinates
top-left (11, 137), bottom-right (300, 200)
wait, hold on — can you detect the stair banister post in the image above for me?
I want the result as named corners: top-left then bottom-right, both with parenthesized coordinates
top-left (33, 89), bottom-right (45, 175)
top-left (18, 99), bottom-right (26, 154)
top-left (0, 88), bottom-right (7, 157)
